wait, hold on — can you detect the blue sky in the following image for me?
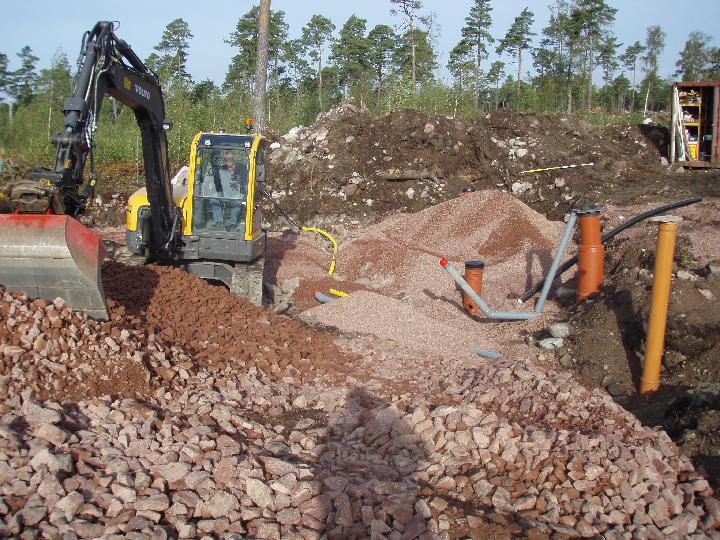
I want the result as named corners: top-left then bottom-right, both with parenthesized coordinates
top-left (2, 1), bottom-right (719, 85)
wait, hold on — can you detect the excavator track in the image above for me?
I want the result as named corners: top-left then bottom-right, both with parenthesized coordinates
top-left (230, 257), bottom-right (265, 307)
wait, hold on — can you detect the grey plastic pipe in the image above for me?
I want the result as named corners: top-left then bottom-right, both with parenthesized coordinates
top-left (440, 211), bottom-right (578, 320)
top-left (472, 346), bottom-right (502, 360)
top-left (314, 291), bottom-right (336, 304)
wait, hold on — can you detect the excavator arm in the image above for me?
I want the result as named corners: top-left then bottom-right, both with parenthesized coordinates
top-left (38, 21), bottom-right (177, 252)
top-left (0, 21), bottom-right (179, 319)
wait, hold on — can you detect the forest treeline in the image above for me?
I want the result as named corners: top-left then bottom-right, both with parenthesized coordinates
top-left (0, 0), bottom-right (718, 167)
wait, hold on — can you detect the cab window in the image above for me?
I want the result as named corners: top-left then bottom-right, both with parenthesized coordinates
top-left (192, 147), bottom-right (249, 233)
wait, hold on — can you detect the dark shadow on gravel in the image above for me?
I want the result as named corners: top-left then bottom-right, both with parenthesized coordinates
top-left (264, 231), bottom-right (299, 296)
top-left (524, 249), bottom-right (553, 291)
top-left (311, 387), bottom-right (432, 539)
top-left (422, 287), bottom-right (464, 313)
top-left (619, 384), bottom-right (720, 491)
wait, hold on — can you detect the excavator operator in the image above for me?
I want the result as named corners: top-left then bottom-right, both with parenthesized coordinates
top-left (205, 149), bottom-right (247, 231)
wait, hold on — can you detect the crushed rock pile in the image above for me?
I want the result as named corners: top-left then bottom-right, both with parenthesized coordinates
top-left (0, 290), bottom-right (160, 402)
top-left (269, 190), bottom-right (566, 312)
top-left (2, 353), bottom-right (720, 539)
top-left (0, 263), bottom-right (352, 403)
top-left (265, 100), bottom-right (667, 228)
top-left (101, 263), bottom-right (351, 383)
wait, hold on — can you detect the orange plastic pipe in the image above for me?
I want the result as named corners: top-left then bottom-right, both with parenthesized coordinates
top-left (640, 219), bottom-right (680, 395)
top-left (577, 212), bottom-right (604, 302)
top-left (463, 261), bottom-right (484, 316)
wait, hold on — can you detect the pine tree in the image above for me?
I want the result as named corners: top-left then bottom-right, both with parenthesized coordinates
top-left (675, 32), bottom-right (711, 81)
top-left (534, 1), bottom-right (580, 113)
top-left (393, 28), bottom-right (436, 83)
top-left (190, 80), bottom-right (217, 105)
top-left (570, 0), bottom-right (617, 110)
top-left (620, 41), bottom-right (645, 111)
top-left (224, 7), bottom-right (288, 95)
top-left (367, 25), bottom-right (397, 90)
top-left (153, 19), bottom-right (194, 90)
top-left (461, 0), bottom-right (493, 109)
top-left (282, 39), bottom-right (310, 93)
top-left (597, 36), bottom-right (620, 110)
top-left (301, 15), bottom-right (335, 110)
top-left (331, 16), bottom-right (371, 93)
top-left (0, 52), bottom-right (8, 97)
top-left (487, 60), bottom-right (505, 110)
top-left (9, 46), bottom-right (39, 107)
top-left (390, 0), bottom-right (430, 89)
top-left (447, 40), bottom-right (474, 88)
top-left (496, 8), bottom-right (535, 94)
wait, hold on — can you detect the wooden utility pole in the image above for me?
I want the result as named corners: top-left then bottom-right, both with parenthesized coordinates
top-left (253, 0), bottom-right (271, 133)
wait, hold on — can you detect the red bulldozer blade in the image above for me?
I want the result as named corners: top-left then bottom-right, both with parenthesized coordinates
top-left (0, 214), bottom-right (109, 320)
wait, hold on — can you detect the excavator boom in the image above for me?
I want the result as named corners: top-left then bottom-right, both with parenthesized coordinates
top-left (0, 22), bottom-right (176, 319)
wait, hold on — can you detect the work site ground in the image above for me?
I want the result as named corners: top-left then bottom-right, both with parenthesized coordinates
top-left (2, 102), bottom-right (720, 539)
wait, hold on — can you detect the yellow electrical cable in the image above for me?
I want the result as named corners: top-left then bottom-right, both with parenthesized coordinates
top-left (329, 288), bottom-right (348, 297)
top-left (302, 226), bottom-right (338, 276)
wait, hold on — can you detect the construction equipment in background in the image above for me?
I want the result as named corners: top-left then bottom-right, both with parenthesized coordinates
top-left (0, 21), bottom-right (268, 319)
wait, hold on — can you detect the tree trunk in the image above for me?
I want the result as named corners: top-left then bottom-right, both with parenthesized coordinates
top-left (411, 22), bottom-right (417, 90)
top-left (587, 34), bottom-right (594, 111)
top-left (112, 98), bottom-right (118, 123)
top-left (567, 84), bottom-right (572, 114)
top-left (475, 43), bottom-right (481, 110)
top-left (253, 0), bottom-right (271, 133)
top-left (8, 102), bottom-right (13, 127)
top-left (318, 54), bottom-right (323, 110)
top-left (631, 60), bottom-right (637, 112)
top-left (516, 47), bottom-right (522, 96)
top-left (495, 80), bottom-right (499, 110)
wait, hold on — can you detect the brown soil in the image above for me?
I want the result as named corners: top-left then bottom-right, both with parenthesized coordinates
top-left (563, 199), bottom-right (720, 488)
top-left (264, 102), bottom-right (720, 228)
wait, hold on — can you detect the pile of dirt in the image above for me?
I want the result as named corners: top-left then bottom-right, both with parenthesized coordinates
top-left (264, 100), bottom-right (720, 229)
top-left (268, 189), bottom-right (566, 314)
top-left (101, 263), bottom-right (352, 382)
top-left (0, 264), bottom-right (354, 402)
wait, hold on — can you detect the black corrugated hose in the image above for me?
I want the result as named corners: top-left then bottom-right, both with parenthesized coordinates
top-left (519, 196), bottom-right (703, 303)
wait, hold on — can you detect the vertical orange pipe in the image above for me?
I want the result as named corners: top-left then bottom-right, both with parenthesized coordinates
top-left (641, 217), bottom-right (681, 395)
top-left (577, 210), bottom-right (604, 302)
top-left (463, 261), bottom-right (484, 316)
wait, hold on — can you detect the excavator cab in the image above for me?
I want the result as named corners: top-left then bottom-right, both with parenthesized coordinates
top-left (126, 132), bottom-right (267, 305)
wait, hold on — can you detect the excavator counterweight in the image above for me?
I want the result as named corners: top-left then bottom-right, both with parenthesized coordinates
top-left (0, 214), bottom-right (108, 319)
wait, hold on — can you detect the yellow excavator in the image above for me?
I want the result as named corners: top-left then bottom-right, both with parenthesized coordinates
top-left (0, 21), bottom-right (267, 319)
